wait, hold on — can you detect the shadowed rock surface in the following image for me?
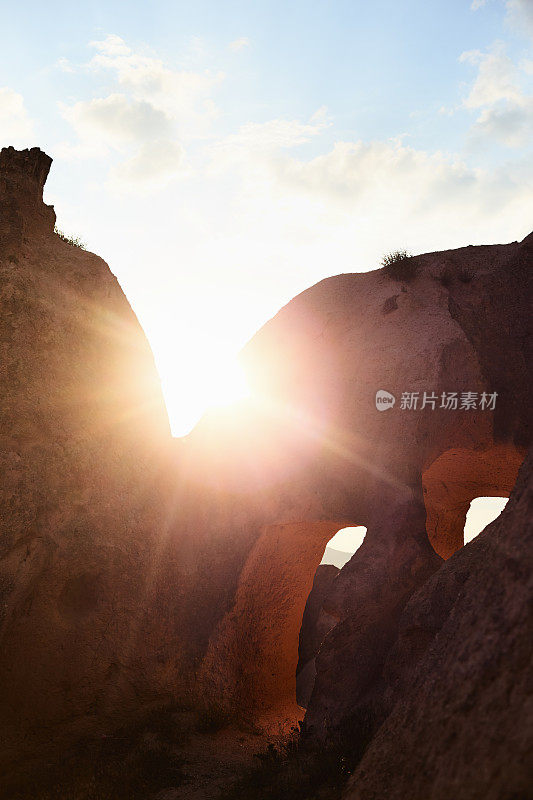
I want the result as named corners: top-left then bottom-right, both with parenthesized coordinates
top-left (296, 564), bottom-right (339, 708)
top-left (0, 147), bottom-right (176, 777)
top-left (0, 147), bottom-right (531, 797)
top-left (345, 447), bottom-right (533, 800)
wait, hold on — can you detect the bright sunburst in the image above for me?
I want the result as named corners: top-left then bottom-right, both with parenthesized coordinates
top-left (158, 346), bottom-right (250, 437)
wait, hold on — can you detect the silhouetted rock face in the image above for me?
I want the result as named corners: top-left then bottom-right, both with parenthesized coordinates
top-left (0, 147), bottom-right (54, 252)
top-left (296, 563), bottom-right (339, 707)
top-left (345, 448), bottom-right (533, 800)
top-left (298, 564), bottom-right (339, 670)
top-left (0, 147), bottom-right (172, 774)
top-left (195, 231), bottom-right (530, 729)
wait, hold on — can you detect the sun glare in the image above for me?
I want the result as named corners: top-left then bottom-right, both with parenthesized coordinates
top-left (159, 350), bottom-right (250, 437)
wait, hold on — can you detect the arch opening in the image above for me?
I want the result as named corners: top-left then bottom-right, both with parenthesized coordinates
top-left (201, 519), bottom-right (360, 725)
top-left (464, 496), bottom-right (508, 544)
top-left (320, 526), bottom-right (367, 569)
top-left (296, 526), bottom-right (367, 709)
top-left (422, 445), bottom-right (523, 559)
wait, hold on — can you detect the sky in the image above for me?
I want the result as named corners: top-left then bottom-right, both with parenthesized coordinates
top-left (322, 495), bottom-right (508, 563)
top-left (1, 0), bottom-right (532, 435)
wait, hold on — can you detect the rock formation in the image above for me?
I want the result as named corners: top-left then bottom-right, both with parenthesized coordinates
top-left (0, 147), bottom-right (531, 797)
top-left (296, 563), bottom-right (339, 708)
top-left (345, 446), bottom-right (533, 800)
top-left (191, 226), bottom-right (530, 731)
top-left (0, 147), bottom-right (174, 778)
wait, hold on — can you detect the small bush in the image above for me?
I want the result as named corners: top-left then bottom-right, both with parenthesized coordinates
top-left (438, 268), bottom-right (453, 288)
top-left (54, 225), bottom-right (87, 250)
top-left (458, 268), bottom-right (474, 283)
top-left (220, 734), bottom-right (352, 800)
top-left (437, 265), bottom-right (475, 287)
top-left (381, 249), bottom-right (418, 281)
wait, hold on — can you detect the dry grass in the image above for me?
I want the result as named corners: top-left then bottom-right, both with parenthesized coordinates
top-left (381, 250), bottom-right (418, 281)
top-left (54, 225), bottom-right (87, 250)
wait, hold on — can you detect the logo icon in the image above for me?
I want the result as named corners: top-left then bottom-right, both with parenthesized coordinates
top-left (375, 390), bottom-right (396, 411)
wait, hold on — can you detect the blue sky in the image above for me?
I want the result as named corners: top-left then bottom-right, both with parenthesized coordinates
top-left (1, 0), bottom-right (532, 434)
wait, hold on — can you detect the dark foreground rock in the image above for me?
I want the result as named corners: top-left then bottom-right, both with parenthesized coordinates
top-left (296, 563), bottom-right (339, 707)
top-left (344, 448), bottom-right (533, 800)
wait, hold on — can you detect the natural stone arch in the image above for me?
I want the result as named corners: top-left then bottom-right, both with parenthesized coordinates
top-left (422, 444), bottom-right (524, 559)
top-left (200, 519), bottom-right (358, 724)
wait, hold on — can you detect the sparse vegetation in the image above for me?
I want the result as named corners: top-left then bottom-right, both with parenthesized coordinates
top-left (438, 267), bottom-right (453, 288)
top-left (437, 265), bottom-right (475, 287)
top-left (381, 249), bottom-right (418, 281)
top-left (5, 701), bottom-right (374, 800)
top-left (458, 267), bottom-right (474, 283)
top-left (220, 711), bottom-right (374, 800)
top-left (219, 736), bottom-right (349, 800)
top-left (54, 225), bottom-right (87, 250)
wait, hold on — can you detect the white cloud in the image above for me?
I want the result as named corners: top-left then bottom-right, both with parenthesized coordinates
top-left (460, 44), bottom-right (521, 107)
top-left (460, 43), bottom-right (533, 147)
top-left (111, 139), bottom-right (184, 184)
top-left (220, 116), bottom-right (326, 150)
top-left (205, 115), bottom-right (532, 263)
top-left (471, 95), bottom-right (533, 146)
top-left (59, 34), bottom-right (224, 184)
top-left (56, 56), bottom-right (74, 73)
top-left (209, 108), bottom-right (331, 174)
top-left (276, 139), bottom-right (530, 227)
top-left (506, 0), bottom-right (533, 38)
top-left (90, 33), bottom-right (131, 57)
top-left (63, 93), bottom-right (173, 145)
top-left (0, 88), bottom-right (34, 148)
top-left (229, 37), bottom-right (251, 52)
top-left (87, 34), bottom-right (223, 132)
top-left (470, 1), bottom-right (533, 40)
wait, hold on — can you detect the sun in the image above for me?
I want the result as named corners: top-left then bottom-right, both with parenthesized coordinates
top-left (158, 347), bottom-right (251, 437)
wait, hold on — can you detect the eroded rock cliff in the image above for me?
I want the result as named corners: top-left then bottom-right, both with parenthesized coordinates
top-left (0, 147), bottom-right (175, 776)
top-left (345, 447), bottom-right (533, 800)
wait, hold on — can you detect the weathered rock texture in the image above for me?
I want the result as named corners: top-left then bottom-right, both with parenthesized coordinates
top-left (0, 148), bottom-right (531, 795)
top-left (188, 227), bottom-right (530, 732)
top-left (344, 447), bottom-right (533, 800)
top-left (296, 564), bottom-right (339, 708)
top-left (0, 148), bottom-right (175, 777)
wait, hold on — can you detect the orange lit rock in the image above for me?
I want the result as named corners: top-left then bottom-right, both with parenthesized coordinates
top-left (200, 520), bottom-right (350, 724)
top-left (423, 443), bottom-right (523, 558)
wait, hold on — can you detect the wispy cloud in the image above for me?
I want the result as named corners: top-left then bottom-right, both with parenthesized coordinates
top-left (460, 42), bottom-right (533, 147)
top-left (506, 0), bottom-right (533, 38)
top-left (229, 37), bottom-right (251, 52)
top-left (471, 0), bottom-right (533, 40)
top-left (58, 34), bottom-right (224, 185)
